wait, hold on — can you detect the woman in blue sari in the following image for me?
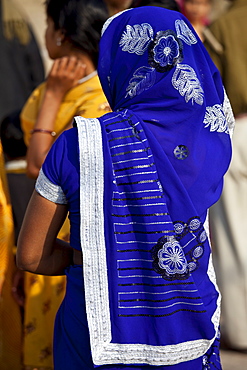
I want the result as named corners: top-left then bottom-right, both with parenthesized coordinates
top-left (17, 6), bottom-right (234, 369)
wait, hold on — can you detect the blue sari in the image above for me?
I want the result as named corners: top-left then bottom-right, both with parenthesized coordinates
top-left (36, 6), bottom-right (233, 369)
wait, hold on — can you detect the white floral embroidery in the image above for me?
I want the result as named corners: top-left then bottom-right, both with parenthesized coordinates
top-left (188, 218), bottom-right (201, 231)
top-left (126, 66), bottom-right (156, 98)
top-left (158, 237), bottom-right (188, 276)
top-left (172, 64), bottom-right (204, 105)
top-left (223, 89), bottom-right (235, 138)
top-left (203, 105), bottom-right (226, 133)
top-left (204, 90), bottom-right (235, 135)
top-left (119, 23), bottom-right (153, 55)
top-left (193, 246), bottom-right (204, 258)
top-left (199, 230), bottom-right (207, 243)
top-left (174, 222), bottom-right (184, 234)
top-left (188, 261), bottom-right (197, 272)
top-left (153, 34), bottom-right (179, 67)
top-left (175, 20), bottom-right (197, 45)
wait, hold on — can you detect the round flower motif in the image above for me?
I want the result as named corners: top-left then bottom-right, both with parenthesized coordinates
top-left (154, 35), bottom-right (179, 67)
top-left (193, 246), bottom-right (204, 259)
top-left (158, 239), bottom-right (187, 275)
top-left (174, 145), bottom-right (189, 160)
top-left (148, 30), bottom-right (183, 72)
top-left (199, 230), bottom-right (207, 243)
top-left (174, 222), bottom-right (185, 234)
top-left (188, 261), bottom-right (197, 272)
top-left (188, 218), bottom-right (201, 231)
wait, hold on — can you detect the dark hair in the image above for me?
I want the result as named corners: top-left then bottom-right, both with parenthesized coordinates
top-left (0, 110), bottom-right (27, 160)
top-left (131, 0), bottom-right (181, 12)
top-left (45, 0), bottom-right (108, 67)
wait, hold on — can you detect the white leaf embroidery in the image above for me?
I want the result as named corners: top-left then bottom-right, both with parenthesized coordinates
top-left (175, 20), bottom-right (197, 45)
top-left (203, 104), bottom-right (227, 132)
top-left (126, 66), bottom-right (156, 98)
top-left (119, 23), bottom-right (153, 55)
top-left (203, 91), bottom-right (235, 135)
top-left (172, 64), bottom-right (204, 105)
top-left (223, 89), bottom-right (235, 137)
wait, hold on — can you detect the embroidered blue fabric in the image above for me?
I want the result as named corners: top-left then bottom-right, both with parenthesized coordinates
top-left (38, 6), bottom-right (233, 369)
top-left (95, 7), bottom-right (231, 364)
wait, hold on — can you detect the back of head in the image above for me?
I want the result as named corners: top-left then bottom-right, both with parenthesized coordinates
top-left (98, 6), bottom-right (233, 218)
top-left (45, 0), bottom-right (108, 67)
top-left (98, 6), bottom-right (219, 113)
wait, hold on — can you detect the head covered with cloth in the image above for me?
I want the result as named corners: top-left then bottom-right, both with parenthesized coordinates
top-left (78, 5), bottom-right (233, 366)
top-left (21, 5), bottom-right (234, 370)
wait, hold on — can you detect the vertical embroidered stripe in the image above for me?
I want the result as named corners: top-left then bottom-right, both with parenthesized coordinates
top-left (76, 116), bottom-right (111, 362)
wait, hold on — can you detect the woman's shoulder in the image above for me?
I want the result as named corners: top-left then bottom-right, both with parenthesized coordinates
top-left (54, 126), bottom-right (79, 151)
top-left (42, 127), bottom-right (79, 185)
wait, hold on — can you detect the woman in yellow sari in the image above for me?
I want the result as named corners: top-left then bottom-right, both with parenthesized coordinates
top-left (19, 1), bottom-right (109, 369)
top-left (0, 141), bottom-right (22, 370)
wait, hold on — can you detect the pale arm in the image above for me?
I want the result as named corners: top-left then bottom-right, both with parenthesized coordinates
top-left (17, 190), bottom-right (73, 275)
top-left (26, 56), bottom-right (86, 179)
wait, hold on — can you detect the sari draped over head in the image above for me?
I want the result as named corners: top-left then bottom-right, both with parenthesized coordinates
top-left (74, 6), bottom-right (234, 367)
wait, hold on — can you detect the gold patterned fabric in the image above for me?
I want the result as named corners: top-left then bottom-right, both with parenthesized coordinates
top-left (0, 141), bottom-right (22, 370)
top-left (23, 273), bottom-right (66, 369)
top-left (21, 74), bottom-right (109, 369)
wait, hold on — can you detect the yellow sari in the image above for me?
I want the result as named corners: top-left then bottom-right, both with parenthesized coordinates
top-left (0, 142), bottom-right (22, 370)
top-left (21, 73), bottom-right (109, 145)
top-left (20, 74), bottom-right (109, 370)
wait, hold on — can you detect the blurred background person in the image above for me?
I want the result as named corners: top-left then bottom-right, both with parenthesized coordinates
top-left (17, 0), bottom-right (109, 369)
top-left (0, 140), bottom-right (22, 370)
top-left (204, 0), bottom-right (247, 353)
top-left (180, 0), bottom-right (213, 41)
top-left (0, 1), bottom-right (44, 368)
top-left (0, 0), bottom-right (44, 124)
top-left (21, 0), bottom-right (109, 179)
top-left (0, 111), bottom-right (35, 245)
top-left (131, 0), bottom-right (181, 11)
top-left (104, 0), bottom-right (132, 15)
top-left (0, 0), bottom-right (44, 243)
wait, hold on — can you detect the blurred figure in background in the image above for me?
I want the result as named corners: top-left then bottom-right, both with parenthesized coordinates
top-left (0, 1), bottom-right (44, 368)
top-left (0, 0), bottom-right (44, 124)
top-left (131, 0), bottom-right (181, 11)
top-left (181, 0), bottom-right (212, 41)
top-left (0, 0), bottom-right (44, 240)
top-left (104, 0), bottom-right (132, 15)
top-left (0, 111), bottom-right (35, 244)
top-left (0, 141), bottom-right (22, 370)
top-left (205, 0), bottom-right (247, 353)
top-left (19, 0), bottom-right (109, 368)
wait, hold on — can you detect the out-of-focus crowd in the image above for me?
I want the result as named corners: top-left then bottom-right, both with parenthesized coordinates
top-left (0, 0), bottom-right (246, 369)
